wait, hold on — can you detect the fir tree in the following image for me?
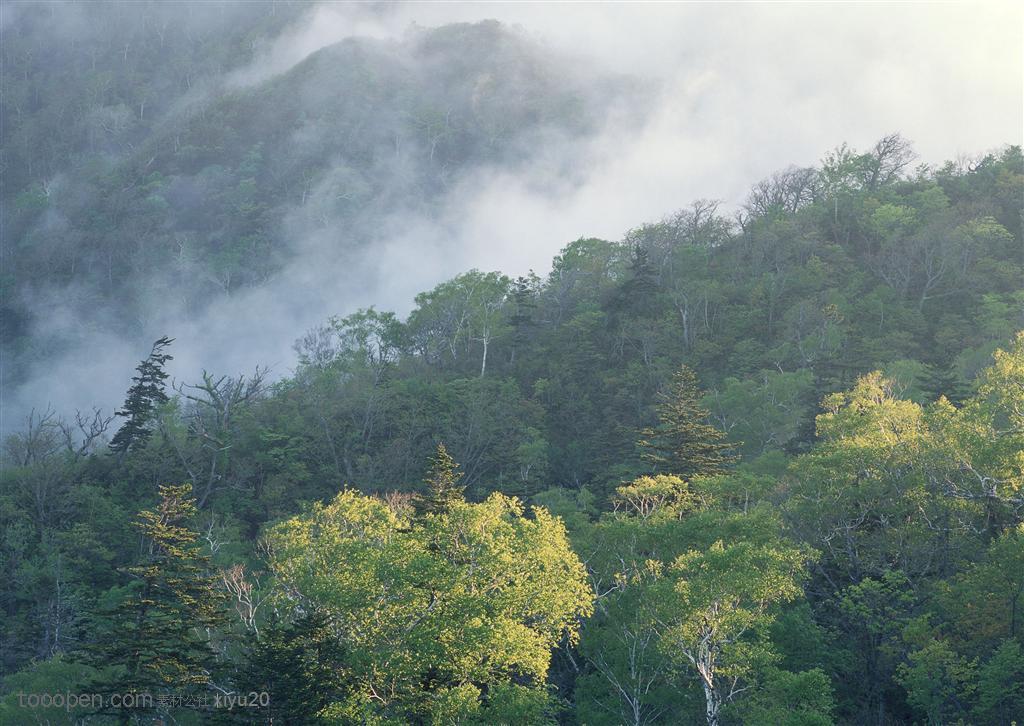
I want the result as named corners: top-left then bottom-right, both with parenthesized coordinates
top-left (83, 483), bottom-right (226, 721)
top-left (786, 364), bottom-right (833, 455)
top-left (109, 336), bottom-right (174, 454)
top-left (612, 242), bottom-right (659, 317)
top-left (509, 274), bottom-right (537, 365)
top-left (922, 362), bottom-right (971, 405)
top-left (639, 365), bottom-right (738, 478)
top-left (219, 611), bottom-right (350, 724)
top-left (419, 442), bottom-right (465, 514)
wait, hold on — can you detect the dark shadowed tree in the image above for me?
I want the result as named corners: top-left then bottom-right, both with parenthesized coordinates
top-left (639, 365), bottom-right (738, 478)
top-left (612, 242), bottom-right (659, 318)
top-left (221, 610), bottom-right (350, 724)
top-left (508, 274), bottom-right (538, 365)
top-left (921, 362), bottom-right (971, 405)
top-left (109, 336), bottom-right (174, 455)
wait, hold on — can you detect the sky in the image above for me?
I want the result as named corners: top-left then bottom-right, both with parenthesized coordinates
top-left (4, 0), bottom-right (1022, 436)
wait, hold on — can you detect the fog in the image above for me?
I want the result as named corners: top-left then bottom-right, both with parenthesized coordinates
top-left (3, 0), bottom-right (1021, 438)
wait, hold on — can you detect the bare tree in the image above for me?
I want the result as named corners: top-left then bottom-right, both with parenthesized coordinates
top-left (221, 564), bottom-right (268, 638)
top-left (58, 408), bottom-right (115, 457)
top-left (3, 408), bottom-right (72, 532)
top-left (745, 166), bottom-right (820, 218)
top-left (165, 368), bottom-right (268, 508)
top-left (864, 133), bottom-right (916, 190)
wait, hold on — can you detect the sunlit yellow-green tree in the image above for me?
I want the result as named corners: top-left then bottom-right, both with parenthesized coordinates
top-left (266, 489), bottom-right (593, 723)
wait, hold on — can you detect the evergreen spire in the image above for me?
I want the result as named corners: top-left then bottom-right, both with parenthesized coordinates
top-left (109, 336), bottom-right (174, 454)
top-left (639, 365), bottom-right (738, 478)
top-left (83, 483), bottom-right (226, 721)
top-left (922, 362), bottom-right (971, 406)
top-left (612, 242), bottom-right (659, 318)
top-left (509, 274), bottom-right (537, 364)
top-left (420, 442), bottom-right (465, 514)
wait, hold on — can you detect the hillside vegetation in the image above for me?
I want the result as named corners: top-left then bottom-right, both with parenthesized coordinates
top-left (1, 7), bottom-right (1023, 725)
top-left (2, 135), bottom-right (1021, 723)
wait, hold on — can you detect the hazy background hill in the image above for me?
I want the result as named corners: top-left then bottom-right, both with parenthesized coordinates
top-left (2, 3), bottom-right (637, 428)
top-left (1, 0), bottom-right (1020, 431)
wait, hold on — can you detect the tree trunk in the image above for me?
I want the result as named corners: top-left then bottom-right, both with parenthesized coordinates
top-left (703, 680), bottom-right (721, 726)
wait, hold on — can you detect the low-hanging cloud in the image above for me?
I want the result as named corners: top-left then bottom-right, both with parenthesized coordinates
top-left (3, 0), bottom-right (1021, 438)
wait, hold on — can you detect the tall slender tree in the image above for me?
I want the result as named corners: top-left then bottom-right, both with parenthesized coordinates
top-left (83, 483), bottom-right (226, 721)
top-left (508, 274), bottom-right (537, 365)
top-left (109, 336), bottom-right (174, 455)
top-left (419, 442), bottom-right (465, 514)
top-left (639, 365), bottom-right (738, 478)
top-left (612, 242), bottom-right (659, 318)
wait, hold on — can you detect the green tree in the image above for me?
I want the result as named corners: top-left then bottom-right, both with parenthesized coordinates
top-left (419, 442), bottom-right (465, 515)
top-left (831, 572), bottom-right (916, 722)
top-left (576, 565), bottom-right (686, 726)
top-left (937, 524), bottom-right (1024, 655)
top-left (896, 636), bottom-right (975, 725)
top-left (656, 540), bottom-right (812, 726)
top-left (974, 638), bottom-right (1024, 725)
top-left (406, 270), bottom-right (510, 376)
top-left (82, 483), bottom-right (226, 722)
top-left (704, 369), bottom-right (814, 456)
top-left (785, 371), bottom-right (985, 587)
top-left (729, 667), bottom-right (835, 726)
top-left (0, 656), bottom-right (97, 725)
top-left (575, 478), bottom-right (700, 725)
top-left (639, 366), bottom-right (738, 479)
top-left (109, 336), bottom-right (174, 455)
top-left (265, 489), bottom-right (593, 722)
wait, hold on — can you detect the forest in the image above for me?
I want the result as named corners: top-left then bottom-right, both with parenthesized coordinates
top-left (2, 138), bottom-right (1022, 723)
top-left (1, 3), bottom-right (1023, 725)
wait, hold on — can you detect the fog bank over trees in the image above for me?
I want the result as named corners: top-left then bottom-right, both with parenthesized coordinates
top-left (2, 1), bottom-right (1020, 431)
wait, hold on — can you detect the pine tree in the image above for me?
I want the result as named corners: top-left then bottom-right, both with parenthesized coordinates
top-left (219, 611), bottom-right (350, 724)
top-left (83, 483), bottom-right (226, 721)
top-left (921, 362), bottom-right (971, 405)
top-left (612, 242), bottom-right (659, 317)
top-left (639, 365), bottom-right (738, 478)
top-left (419, 442), bottom-right (465, 514)
top-left (109, 336), bottom-right (174, 454)
top-left (509, 275), bottom-right (537, 365)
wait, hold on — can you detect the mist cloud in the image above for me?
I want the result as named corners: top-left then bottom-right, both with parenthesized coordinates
top-left (4, 0), bottom-right (1021, 437)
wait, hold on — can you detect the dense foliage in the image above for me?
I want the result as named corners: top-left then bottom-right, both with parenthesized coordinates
top-left (1, 133), bottom-right (1020, 723)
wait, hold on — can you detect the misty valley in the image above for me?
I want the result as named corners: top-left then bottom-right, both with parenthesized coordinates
top-left (1, 2), bottom-right (1022, 725)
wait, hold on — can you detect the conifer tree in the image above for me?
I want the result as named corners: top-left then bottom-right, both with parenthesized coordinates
top-left (420, 442), bottom-right (465, 514)
top-left (639, 365), bottom-right (738, 478)
top-left (84, 483), bottom-right (226, 721)
top-left (626, 242), bottom-right (657, 293)
top-left (508, 275), bottom-right (537, 364)
top-left (921, 362), bottom-right (971, 405)
top-left (109, 336), bottom-right (174, 454)
top-left (222, 611), bottom-right (349, 724)
top-left (612, 242), bottom-right (658, 317)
